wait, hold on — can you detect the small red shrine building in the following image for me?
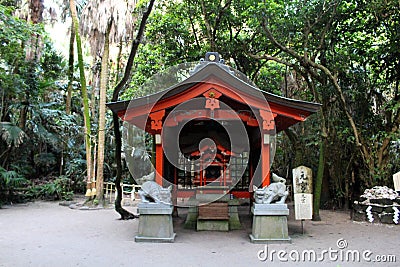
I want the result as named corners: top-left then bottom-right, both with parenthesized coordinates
top-left (107, 53), bottom-right (320, 199)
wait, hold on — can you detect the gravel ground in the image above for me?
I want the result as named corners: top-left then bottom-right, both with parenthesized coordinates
top-left (0, 199), bottom-right (399, 267)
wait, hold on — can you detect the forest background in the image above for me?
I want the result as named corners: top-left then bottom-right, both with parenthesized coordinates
top-left (0, 0), bottom-right (399, 220)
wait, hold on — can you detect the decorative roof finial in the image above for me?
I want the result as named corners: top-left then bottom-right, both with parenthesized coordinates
top-left (205, 52), bottom-right (224, 64)
top-left (190, 52), bottom-right (227, 75)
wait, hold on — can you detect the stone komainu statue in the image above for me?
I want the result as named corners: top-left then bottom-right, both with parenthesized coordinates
top-left (253, 173), bottom-right (289, 204)
top-left (138, 181), bottom-right (172, 205)
top-left (135, 172), bottom-right (155, 184)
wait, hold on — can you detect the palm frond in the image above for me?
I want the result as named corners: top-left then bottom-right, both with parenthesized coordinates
top-left (0, 122), bottom-right (26, 147)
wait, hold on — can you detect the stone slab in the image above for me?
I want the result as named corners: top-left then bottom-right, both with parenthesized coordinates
top-left (195, 193), bottom-right (230, 202)
top-left (380, 213), bottom-right (396, 224)
top-left (252, 203), bottom-right (289, 216)
top-left (197, 220), bottom-right (229, 231)
top-left (135, 233), bottom-right (176, 243)
top-left (138, 203), bottom-right (173, 215)
top-left (352, 211), bottom-right (367, 222)
top-left (249, 234), bottom-right (291, 244)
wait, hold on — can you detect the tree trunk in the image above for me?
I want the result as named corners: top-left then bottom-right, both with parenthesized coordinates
top-left (21, 0), bottom-right (44, 131)
top-left (284, 128), bottom-right (302, 166)
top-left (18, 104), bottom-right (28, 131)
top-left (112, 113), bottom-right (137, 219)
top-left (114, 41), bottom-right (123, 86)
top-left (26, 0), bottom-right (44, 61)
top-left (90, 61), bottom-right (99, 124)
top-left (66, 21), bottom-right (75, 115)
top-left (69, 0), bottom-right (93, 198)
top-left (313, 138), bottom-right (326, 221)
top-left (111, 0), bottom-right (155, 219)
top-left (96, 21), bottom-right (112, 205)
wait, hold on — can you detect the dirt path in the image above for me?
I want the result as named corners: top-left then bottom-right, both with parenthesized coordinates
top-left (0, 200), bottom-right (398, 267)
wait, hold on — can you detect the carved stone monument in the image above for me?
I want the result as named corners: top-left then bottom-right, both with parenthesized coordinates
top-left (135, 182), bottom-right (176, 242)
top-left (394, 171), bottom-right (400, 193)
top-left (249, 173), bottom-right (291, 243)
top-left (292, 166), bottom-right (313, 220)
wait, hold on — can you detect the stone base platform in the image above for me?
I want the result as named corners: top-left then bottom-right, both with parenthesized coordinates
top-left (197, 220), bottom-right (229, 231)
top-left (249, 203), bottom-right (291, 243)
top-left (135, 203), bottom-right (176, 243)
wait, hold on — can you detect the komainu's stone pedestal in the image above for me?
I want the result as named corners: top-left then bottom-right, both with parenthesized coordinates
top-left (249, 203), bottom-right (291, 243)
top-left (135, 203), bottom-right (176, 243)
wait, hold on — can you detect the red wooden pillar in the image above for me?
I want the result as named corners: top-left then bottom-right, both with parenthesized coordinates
top-left (260, 109), bottom-right (275, 188)
top-left (155, 142), bottom-right (163, 185)
top-left (150, 110), bottom-right (165, 186)
top-left (261, 138), bottom-right (270, 188)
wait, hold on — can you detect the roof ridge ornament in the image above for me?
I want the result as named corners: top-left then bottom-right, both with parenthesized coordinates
top-left (204, 52), bottom-right (224, 64)
top-left (190, 52), bottom-right (233, 76)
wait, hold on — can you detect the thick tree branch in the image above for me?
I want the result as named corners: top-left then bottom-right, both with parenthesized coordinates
top-left (199, 0), bottom-right (214, 50)
top-left (260, 19), bottom-right (363, 149)
top-left (306, 60), bottom-right (362, 147)
top-left (213, 0), bottom-right (232, 38)
top-left (248, 53), bottom-right (294, 67)
top-left (187, 2), bottom-right (201, 50)
top-left (261, 20), bottom-right (303, 62)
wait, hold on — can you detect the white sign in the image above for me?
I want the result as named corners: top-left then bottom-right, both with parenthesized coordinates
top-left (293, 166), bottom-right (313, 220)
top-left (393, 171), bottom-right (400, 192)
top-left (294, 193), bottom-right (313, 220)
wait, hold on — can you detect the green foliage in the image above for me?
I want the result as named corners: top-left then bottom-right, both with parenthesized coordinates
top-left (265, 0), bottom-right (399, 207)
top-left (0, 5), bottom-right (44, 97)
top-left (0, 3), bottom-right (86, 205)
top-left (26, 176), bottom-right (74, 201)
top-left (40, 42), bottom-right (66, 80)
top-left (123, 0), bottom-right (286, 99)
top-left (34, 152), bottom-right (57, 173)
top-left (0, 166), bottom-right (27, 189)
top-left (0, 166), bottom-right (28, 206)
top-left (0, 1), bottom-right (17, 7)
